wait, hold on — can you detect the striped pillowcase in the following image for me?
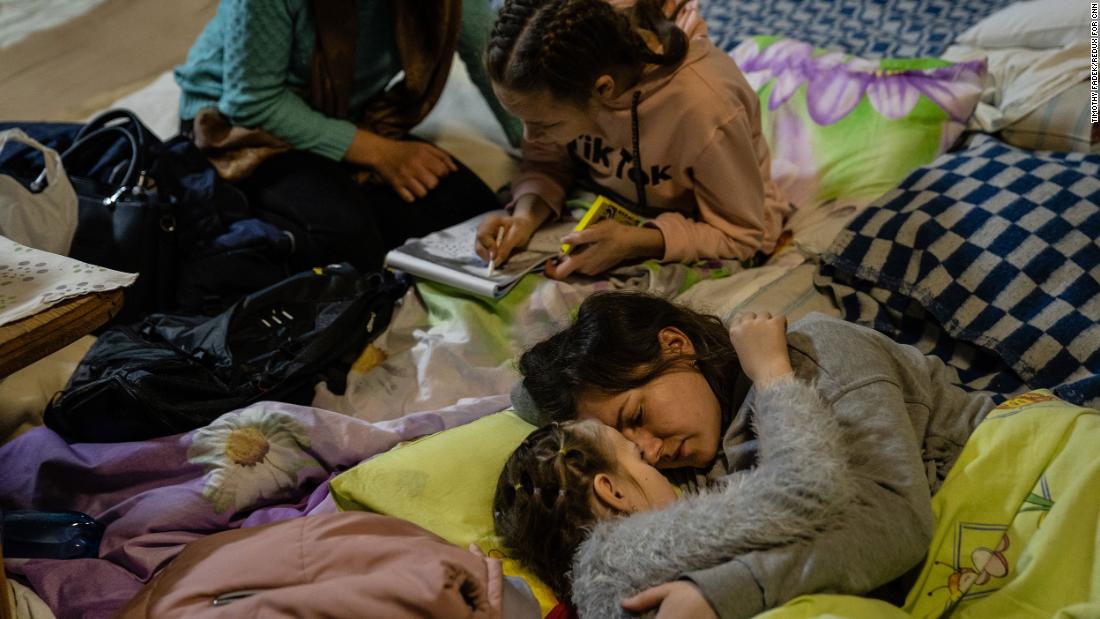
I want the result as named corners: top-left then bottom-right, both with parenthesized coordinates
top-left (1000, 81), bottom-right (1099, 153)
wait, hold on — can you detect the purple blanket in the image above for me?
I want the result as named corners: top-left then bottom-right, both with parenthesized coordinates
top-left (0, 396), bottom-right (511, 619)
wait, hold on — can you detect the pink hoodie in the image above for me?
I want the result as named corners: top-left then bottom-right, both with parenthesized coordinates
top-left (511, 37), bottom-right (791, 263)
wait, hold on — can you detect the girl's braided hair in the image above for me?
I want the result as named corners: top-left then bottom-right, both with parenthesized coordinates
top-left (493, 420), bottom-right (616, 600)
top-left (487, 0), bottom-right (689, 105)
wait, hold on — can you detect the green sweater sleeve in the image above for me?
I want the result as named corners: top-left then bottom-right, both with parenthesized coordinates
top-left (457, 0), bottom-right (523, 147)
top-left (218, 0), bottom-right (356, 161)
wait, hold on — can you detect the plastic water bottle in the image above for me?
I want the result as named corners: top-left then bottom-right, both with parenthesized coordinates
top-left (1, 510), bottom-right (103, 559)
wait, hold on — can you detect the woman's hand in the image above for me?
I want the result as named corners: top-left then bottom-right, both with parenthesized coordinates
top-left (728, 311), bottom-right (793, 386)
top-left (346, 130), bottom-right (457, 202)
top-left (620, 581), bottom-right (718, 619)
top-left (544, 221), bottom-right (664, 279)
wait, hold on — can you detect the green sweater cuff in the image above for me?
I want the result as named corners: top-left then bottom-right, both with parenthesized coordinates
top-left (311, 118), bottom-right (357, 161)
top-left (179, 90), bottom-right (356, 162)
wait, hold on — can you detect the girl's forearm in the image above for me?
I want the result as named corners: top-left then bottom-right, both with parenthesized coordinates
top-left (512, 193), bottom-right (554, 228)
top-left (628, 226), bottom-right (665, 261)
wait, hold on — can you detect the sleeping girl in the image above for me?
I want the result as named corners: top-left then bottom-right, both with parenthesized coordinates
top-left (494, 293), bottom-right (996, 618)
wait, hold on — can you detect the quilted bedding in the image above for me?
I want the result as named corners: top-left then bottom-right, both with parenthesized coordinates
top-left (817, 135), bottom-right (1100, 409)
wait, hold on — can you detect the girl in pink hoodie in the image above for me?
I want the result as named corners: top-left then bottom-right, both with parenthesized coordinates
top-left (476, 0), bottom-right (790, 279)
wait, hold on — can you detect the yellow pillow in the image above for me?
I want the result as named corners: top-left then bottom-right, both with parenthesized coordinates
top-left (329, 411), bottom-right (558, 614)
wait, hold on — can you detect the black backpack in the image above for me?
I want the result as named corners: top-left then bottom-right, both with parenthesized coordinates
top-left (44, 264), bottom-right (408, 443)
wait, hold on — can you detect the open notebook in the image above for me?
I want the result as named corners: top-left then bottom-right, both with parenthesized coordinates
top-left (384, 215), bottom-right (575, 299)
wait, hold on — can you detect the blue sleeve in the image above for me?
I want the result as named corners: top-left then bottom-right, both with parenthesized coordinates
top-left (217, 0), bottom-right (356, 160)
top-left (457, 0), bottom-right (523, 147)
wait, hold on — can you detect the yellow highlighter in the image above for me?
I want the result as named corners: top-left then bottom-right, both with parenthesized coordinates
top-left (561, 195), bottom-right (647, 255)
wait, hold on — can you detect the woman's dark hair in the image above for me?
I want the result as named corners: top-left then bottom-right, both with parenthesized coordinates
top-left (493, 420), bottom-right (616, 600)
top-left (518, 291), bottom-right (740, 424)
top-left (487, 0), bottom-right (689, 105)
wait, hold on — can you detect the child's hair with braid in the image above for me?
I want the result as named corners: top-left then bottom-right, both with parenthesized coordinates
top-left (493, 419), bottom-right (621, 599)
top-left (487, 0), bottom-right (689, 105)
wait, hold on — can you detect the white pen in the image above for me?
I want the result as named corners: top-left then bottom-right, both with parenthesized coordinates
top-left (487, 225), bottom-right (505, 278)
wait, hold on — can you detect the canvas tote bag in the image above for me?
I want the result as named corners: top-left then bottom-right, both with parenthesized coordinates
top-left (0, 129), bottom-right (78, 255)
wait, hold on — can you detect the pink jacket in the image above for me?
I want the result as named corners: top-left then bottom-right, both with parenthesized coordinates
top-left (512, 37), bottom-right (791, 263)
top-left (116, 512), bottom-right (515, 619)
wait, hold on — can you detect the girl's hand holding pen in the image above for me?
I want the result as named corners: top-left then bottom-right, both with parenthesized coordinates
top-left (475, 194), bottom-right (553, 269)
top-left (486, 225), bottom-right (505, 277)
top-left (475, 212), bottom-right (539, 269)
top-left (545, 220), bottom-right (664, 279)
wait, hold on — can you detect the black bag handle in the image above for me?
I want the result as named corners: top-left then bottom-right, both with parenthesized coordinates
top-left (76, 110), bottom-right (151, 182)
top-left (77, 109), bottom-right (148, 156)
top-left (60, 125), bottom-right (140, 202)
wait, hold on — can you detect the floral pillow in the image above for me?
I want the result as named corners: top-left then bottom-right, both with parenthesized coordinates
top-left (732, 36), bottom-right (986, 210)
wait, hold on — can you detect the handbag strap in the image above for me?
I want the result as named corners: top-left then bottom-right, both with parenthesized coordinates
top-left (77, 109), bottom-right (148, 161)
top-left (60, 126), bottom-right (140, 203)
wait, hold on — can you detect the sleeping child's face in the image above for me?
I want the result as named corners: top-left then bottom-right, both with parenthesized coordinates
top-left (593, 423), bottom-right (679, 513)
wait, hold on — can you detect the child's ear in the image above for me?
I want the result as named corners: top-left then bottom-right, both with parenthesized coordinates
top-left (593, 75), bottom-right (617, 101)
top-left (657, 327), bottom-right (696, 357)
top-left (592, 472), bottom-right (631, 513)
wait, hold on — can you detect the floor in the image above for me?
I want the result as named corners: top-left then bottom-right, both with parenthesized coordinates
top-left (0, 0), bottom-right (216, 121)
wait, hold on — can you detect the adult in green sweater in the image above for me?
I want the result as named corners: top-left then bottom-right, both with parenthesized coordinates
top-left (175, 0), bottom-right (522, 273)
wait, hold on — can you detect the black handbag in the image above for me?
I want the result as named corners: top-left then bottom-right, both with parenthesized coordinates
top-left (59, 111), bottom-right (177, 320)
top-left (43, 264), bottom-right (410, 443)
top-left (0, 109), bottom-right (274, 322)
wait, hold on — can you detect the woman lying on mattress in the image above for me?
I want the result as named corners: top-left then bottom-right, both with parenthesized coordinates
top-left (496, 292), bottom-right (996, 618)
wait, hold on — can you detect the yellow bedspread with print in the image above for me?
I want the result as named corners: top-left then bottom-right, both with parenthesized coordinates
top-left (759, 390), bottom-right (1100, 619)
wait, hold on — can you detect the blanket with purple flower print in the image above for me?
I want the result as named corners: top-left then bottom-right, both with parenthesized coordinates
top-left (0, 396), bottom-right (511, 619)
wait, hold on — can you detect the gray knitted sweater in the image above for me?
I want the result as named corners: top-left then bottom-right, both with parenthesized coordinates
top-left (569, 313), bottom-right (996, 618)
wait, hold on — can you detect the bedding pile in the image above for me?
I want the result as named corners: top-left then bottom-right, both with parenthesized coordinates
top-left (0, 396), bottom-right (509, 618)
top-left (817, 135), bottom-right (1100, 409)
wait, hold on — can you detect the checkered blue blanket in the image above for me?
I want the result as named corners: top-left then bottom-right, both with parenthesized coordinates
top-left (816, 135), bottom-right (1100, 409)
top-left (700, 0), bottom-right (1016, 58)
top-left (492, 0), bottom-right (1016, 59)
